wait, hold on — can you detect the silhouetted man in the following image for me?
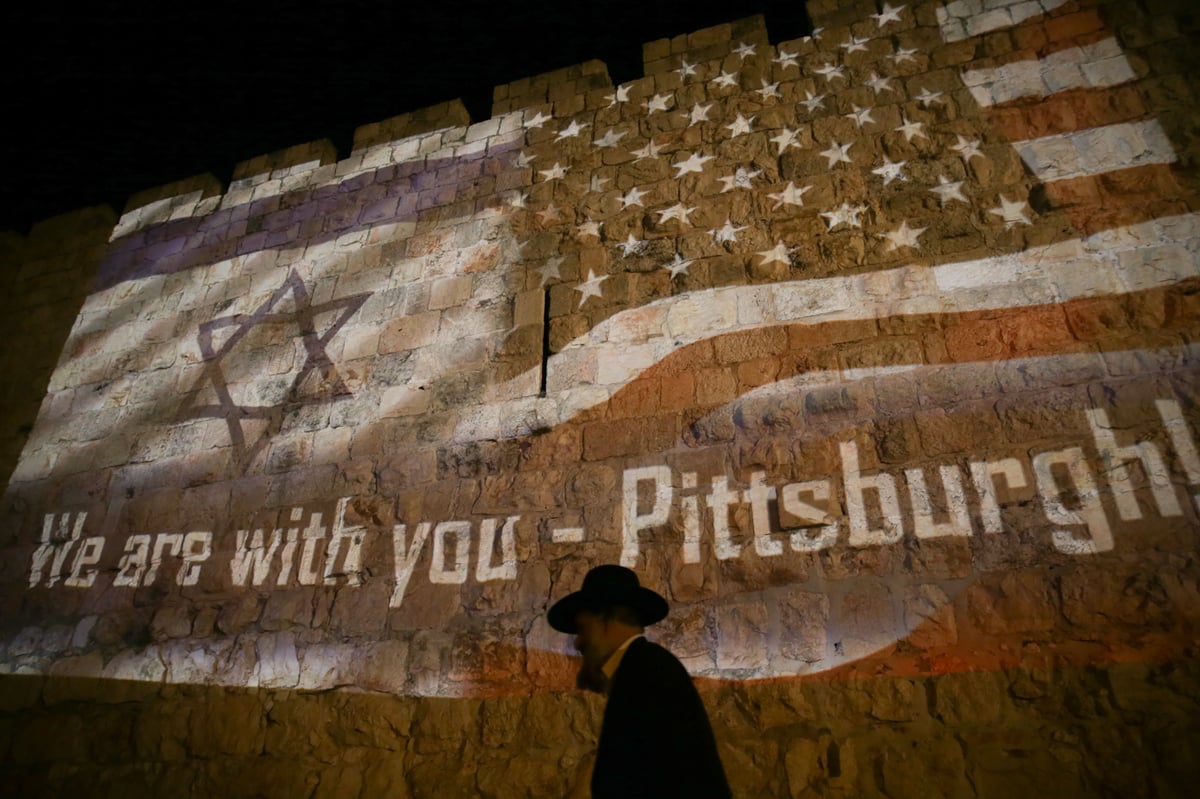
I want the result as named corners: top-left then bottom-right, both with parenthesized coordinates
top-left (549, 564), bottom-right (733, 799)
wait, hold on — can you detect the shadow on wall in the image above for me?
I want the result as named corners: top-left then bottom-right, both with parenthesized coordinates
top-left (0, 207), bottom-right (118, 493)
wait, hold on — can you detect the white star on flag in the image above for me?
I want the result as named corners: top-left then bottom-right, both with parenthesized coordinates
top-left (575, 270), bottom-right (607, 307)
top-left (687, 102), bottom-right (714, 126)
top-left (990, 195), bottom-right (1033, 228)
top-left (618, 186), bottom-right (650, 208)
top-left (664, 254), bottom-right (693, 278)
top-left (771, 127), bottom-right (802, 155)
top-left (710, 219), bottom-right (747, 244)
top-left (756, 241), bottom-right (792, 267)
top-left (872, 156), bottom-right (908, 186)
top-left (673, 152), bottom-right (714, 177)
top-left (820, 140), bottom-right (854, 167)
top-left (726, 114), bottom-right (755, 137)
top-left (757, 80), bottom-right (781, 101)
top-left (590, 174), bottom-right (611, 192)
top-left (820, 202), bottom-right (867, 230)
top-left (915, 88), bottom-right (945, 107)
top-left (538, 257), bottom-right (564, 286)
top-left (630, 139), bottom-right (664, 161)
top-left (604, 85), bottom-right (631, 107)
top-left (536, 204), bottom-right (562, 225)
top-left (539, 162), bottom-right (569, 181)
top-left (952, 135), bottom-right (985, 161)
top-left (930, 176), bottom-right (968, 206)
top-left (576, 219), bottom-right (602, 239)
top-left (719, 167), bottom-right (761, 193)
top-left (555, 120), bottom-right (589, 141)
top-left (882, 220), bottom-right (926, 251)
top-left (894, 115), bottom-right (927, 142)
top-left (506, 191), bottom-right (528, 209)
top-left (733, 41), bottom-right (756, 60)
top-left (676, 58), bottom-right (698, 79)
top-left (799, 91), bottom-right (827, 113)
top-left (814, 64), bottom-right (846, 82)
top-left (617, 234), bottom-right (648, 257)
top-left (524, 110), bottom-right (551, 129)
top-left (713, 70), bottom-right (739, 89)
top-left (768, 181), bottom-right (812, 209)
top-left (873, 3), bottom-right (905, 26)
top-left (774, 48), bottom-right (799, 70)
top-left (842, 35), bottom-right (870, 54)
top-left (657, 203), bottom-right (696, 225)
top-left (846, 105), bottom-right (875, 128)
top-left (514, 151), bottom-right (536, 168)
top-left (594, 129), bottom-right (627, 149)
top-left (864, 73), bottom-right (893, 95)
top-left (893, 46), bottom-right (918, 65)
top-left (644, 93), bottom-right (673, 114)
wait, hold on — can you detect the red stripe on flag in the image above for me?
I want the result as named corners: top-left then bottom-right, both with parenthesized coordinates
top-left (986, 85), bottom-right (1150, 141)
top-left (571, 275), bottom-right (1200, 428)
top-left (1040, 164), bottom-right (1191, 234)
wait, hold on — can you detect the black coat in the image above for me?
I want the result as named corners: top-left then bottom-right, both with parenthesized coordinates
top-left (592, 637), bottom-right (733, 799)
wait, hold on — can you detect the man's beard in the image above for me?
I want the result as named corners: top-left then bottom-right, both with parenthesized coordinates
top-left (576, 642), bottom-right (611, 694)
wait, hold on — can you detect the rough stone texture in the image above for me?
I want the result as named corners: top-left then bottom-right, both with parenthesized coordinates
top-left (0, 206), bottom-right (116, 490)
top-left (0, 658), bottom-right (1196, 797)
top-left (2, 0), bottom-right (1200, 795)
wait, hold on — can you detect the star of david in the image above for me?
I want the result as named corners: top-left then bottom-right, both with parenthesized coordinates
top-left (176, 269), bottom-right (368, 470)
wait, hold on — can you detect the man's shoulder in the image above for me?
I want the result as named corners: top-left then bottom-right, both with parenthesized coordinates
top-left (622, 636), bottom-right (689, 676)
top-left (626, 635), bottom-right (670, 657)
top-left (607, 637), bottom-right (696, 709)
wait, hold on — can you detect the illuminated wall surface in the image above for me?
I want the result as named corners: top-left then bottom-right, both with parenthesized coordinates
top-left (2, 0), bottom-right (1200, 795)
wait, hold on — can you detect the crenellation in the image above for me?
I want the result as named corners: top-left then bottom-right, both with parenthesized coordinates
top-left (230, 139), bottom-right (338, 188)
top-left (687, 19), bottom-right (735, 52)
top-left (808, 0), bottom-right (886, 28)
top-left (352, 99), bottom-right (472, 152)
top-left (492, 60), bottom-right (613, 117)
top-left (122, 174), bottom-right (223, 220)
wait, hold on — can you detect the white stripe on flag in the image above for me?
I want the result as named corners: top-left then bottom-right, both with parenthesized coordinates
top-left (962, 38), bottom-right (1136, 107)
top-left (1014, 120), bottom-right (1177, 182)
top-left (937, 0), bottom-right (1071, 43)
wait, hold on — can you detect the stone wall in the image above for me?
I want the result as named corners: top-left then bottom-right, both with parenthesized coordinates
top-left (3, 658), bottom-right (1198, 797)
top-left (2, 0), bottom-right (1199, 796)
top-left (0, 207), bottom-right (116, 489)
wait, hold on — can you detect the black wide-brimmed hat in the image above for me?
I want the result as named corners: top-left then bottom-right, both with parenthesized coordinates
top-left (548, 564), bottom-right (669, 634)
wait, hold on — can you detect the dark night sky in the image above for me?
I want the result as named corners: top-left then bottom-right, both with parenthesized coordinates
top-left (1, 1), bottom-right (811, 234)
